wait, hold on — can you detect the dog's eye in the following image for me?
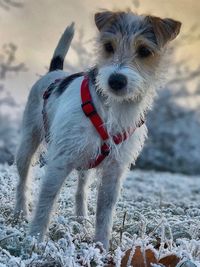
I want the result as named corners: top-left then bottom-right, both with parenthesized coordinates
top-left (104, 42), bottom-right (114, 53)
top-left (137, 46), bottom-right (152, 58)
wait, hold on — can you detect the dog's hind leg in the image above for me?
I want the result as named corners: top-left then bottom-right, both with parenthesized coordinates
top-left (75, 170), bottom-right (91, 221)
top-left (15, 92), bottom-right (43, 218)
top-left (29, 150), bottom-right (72, 240)
top-left (95, 163), bottom-right (126, 250)
top-left (15, 123), bottom-right (42, 218)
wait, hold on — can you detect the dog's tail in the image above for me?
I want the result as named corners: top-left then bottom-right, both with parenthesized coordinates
top-left (49, 22), bottom-right (75, 72)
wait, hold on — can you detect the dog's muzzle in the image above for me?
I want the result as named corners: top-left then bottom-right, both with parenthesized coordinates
top-left (108, 73), bottom-right (127, 91)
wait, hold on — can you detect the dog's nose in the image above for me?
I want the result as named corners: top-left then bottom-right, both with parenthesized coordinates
top-left (108, 73), bottom-right (127, 91)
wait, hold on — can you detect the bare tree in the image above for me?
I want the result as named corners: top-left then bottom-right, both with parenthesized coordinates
top-left (0, 43), bottom-right (26, 164)
top-left (0, 43), bottom-right (27, 79)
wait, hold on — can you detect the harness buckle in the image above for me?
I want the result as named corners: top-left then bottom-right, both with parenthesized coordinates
top-left (81, 100), bottom-right (97, 117)
top-left (101, 143), bottom-right (110, 156)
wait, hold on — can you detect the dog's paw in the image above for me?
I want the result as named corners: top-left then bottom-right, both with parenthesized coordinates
top-left (13, 206), bottom-right (28, 222)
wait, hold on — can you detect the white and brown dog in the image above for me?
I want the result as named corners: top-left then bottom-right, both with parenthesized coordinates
top-left (14, 10), bottom-right (181, 250)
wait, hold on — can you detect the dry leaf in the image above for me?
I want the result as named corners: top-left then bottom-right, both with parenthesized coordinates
top-left (107, 246), bottom-right (182, 267)
top-left (121, 246), bottom-right (158, 267)
top-left (159, 254), bottom-right (180, 267)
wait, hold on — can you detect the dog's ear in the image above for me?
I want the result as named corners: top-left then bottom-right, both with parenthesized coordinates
top-left (147, 16), bottom-right (181, 46)
top-left (95, 11), bottom-right (115, 31)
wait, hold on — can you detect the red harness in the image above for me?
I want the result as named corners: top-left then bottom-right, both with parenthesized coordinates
top-left (43, 75), bottom-right (144, 169)
top-left (81, 76), bottom-right (144, 169)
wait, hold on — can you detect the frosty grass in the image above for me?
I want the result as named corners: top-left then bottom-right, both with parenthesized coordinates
top-left (0, 163), bottom-right (200, 266)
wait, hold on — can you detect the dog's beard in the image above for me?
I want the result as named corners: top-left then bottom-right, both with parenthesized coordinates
top-left (95, 65), bottom-right (148, 103)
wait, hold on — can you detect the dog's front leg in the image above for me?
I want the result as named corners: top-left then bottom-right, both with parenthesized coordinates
top-left (75, 170), bottom-right (91, 221)
top-left (95, 162), bottom-right (126, 250)
top-left (29, 155), bottom-right (72, 241)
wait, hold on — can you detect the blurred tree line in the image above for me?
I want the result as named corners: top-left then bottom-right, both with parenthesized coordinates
top-left (0, 43), bottom-right (27, 164)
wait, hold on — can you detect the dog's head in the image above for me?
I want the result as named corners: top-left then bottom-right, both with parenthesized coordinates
top-left (94, 10), bottom-right (181, 103)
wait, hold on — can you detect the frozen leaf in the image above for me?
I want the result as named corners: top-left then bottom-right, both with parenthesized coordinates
top-left (159, 254), bottom-right (180, 267)
top-left (121, 246), bottom-right (158, 267)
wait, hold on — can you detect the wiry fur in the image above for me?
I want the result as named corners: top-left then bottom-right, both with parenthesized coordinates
top-left (14, 10), bottom-right (181, 250)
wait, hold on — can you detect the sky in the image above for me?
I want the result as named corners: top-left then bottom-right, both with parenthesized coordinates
top-left (0, 0), bottom-right (200, 102)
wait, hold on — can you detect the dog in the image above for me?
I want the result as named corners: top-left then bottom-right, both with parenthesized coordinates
top-left (14, 10), bottom-right (181, 250)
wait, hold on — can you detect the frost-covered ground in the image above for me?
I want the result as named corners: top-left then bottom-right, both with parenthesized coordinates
top-left (0, 163), bottom-right (200, 266)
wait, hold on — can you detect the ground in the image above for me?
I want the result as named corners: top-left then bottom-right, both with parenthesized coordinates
top-left (0, 163), bottom-right (200, 266)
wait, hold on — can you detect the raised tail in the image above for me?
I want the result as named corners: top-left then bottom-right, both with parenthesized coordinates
top-left (49, 22), bottom-right (75, 72)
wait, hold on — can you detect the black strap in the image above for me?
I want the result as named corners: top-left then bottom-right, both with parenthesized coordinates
top-left (56, 72), bottom-right (84, 96)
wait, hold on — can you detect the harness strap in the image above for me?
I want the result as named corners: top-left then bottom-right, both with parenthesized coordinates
top-left (42, 74), bottom-right (144, 169)
top-left (42, 79), bottom-right (62, 141)
top-left (42, 73), bottom-right (84, 141)
top-left (81, 77), bottom-right (109, 141)
top-left (81, 76), bottom-right (144, 169)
